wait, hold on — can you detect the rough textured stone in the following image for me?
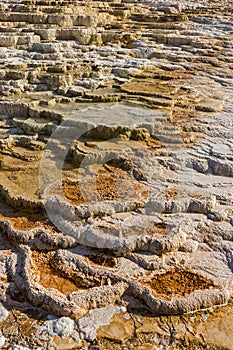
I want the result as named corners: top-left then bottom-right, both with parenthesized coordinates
top-left (0, 304), bottom-right (8, 321)
top-left (0, 0), bottom-right (232, 348)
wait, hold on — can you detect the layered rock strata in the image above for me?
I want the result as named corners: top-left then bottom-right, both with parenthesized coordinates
top-left (0, 0), bottom-right (232, 348)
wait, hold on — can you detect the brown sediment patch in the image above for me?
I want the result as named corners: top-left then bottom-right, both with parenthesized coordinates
top-left (0, 212), bottom-right (57, 232)
top-left (31, 251), bottom-right (108, 295)
top-left (142, 270), bottom-right (216, 300)
top-left (147, 222), bottom-right (167, 236)
top-left (96, 168), bottom-right (126, 201)
top-left (62, 178), bottom-right (85, 205)
top-left (165, 187), bottom-right (179, 200)
top-left (62, 165), bottom-right (148, 204)
top-left (96, 165), bottom-right (149, 201)
top-left (0, 214), bottom-right (41, 231)
top-left (135, 68), bottom-right (190, 81)
top-left (170, 108), bottom-right (201, 146)
top-left (147, 137), bottom-right (162, 150)
top-left (121, 78), bottom-right (179, 97)
top-left (86, 254), bottom-right (117, 268)
top-left (180, 131), bottom-right (196, 145)
top-left (171, 107), bottom-right (197, 122)
top-left (31, 251), bottom-right (80, 296)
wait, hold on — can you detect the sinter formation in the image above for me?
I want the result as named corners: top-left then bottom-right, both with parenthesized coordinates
top-left (0, 0), bottom-right (232, 349)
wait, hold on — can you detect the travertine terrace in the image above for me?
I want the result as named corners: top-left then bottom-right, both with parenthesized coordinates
top-left (0, 0), bottom-right (233, 348)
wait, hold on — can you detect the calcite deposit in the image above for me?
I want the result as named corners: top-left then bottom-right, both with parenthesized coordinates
top-left (0, 0), bottom-right (232, 348)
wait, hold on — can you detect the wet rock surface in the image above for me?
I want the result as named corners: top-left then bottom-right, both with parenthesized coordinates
top-left (0, 0), bottom-right (232, 348)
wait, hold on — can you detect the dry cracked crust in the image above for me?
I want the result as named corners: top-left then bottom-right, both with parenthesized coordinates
top-left (0, 0), bottom-right (233, 348)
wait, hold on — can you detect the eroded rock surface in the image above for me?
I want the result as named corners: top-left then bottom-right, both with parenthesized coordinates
top-left (0, 0), bottom-right (232, 348)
